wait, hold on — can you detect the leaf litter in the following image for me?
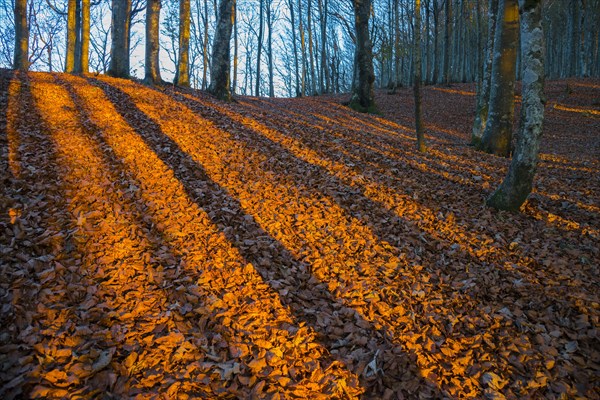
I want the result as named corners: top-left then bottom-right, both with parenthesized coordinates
top-left (0, 70), bottom-right (598, 399)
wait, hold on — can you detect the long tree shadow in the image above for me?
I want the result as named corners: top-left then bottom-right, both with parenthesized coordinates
top-left (86, 76), bottom-right (442, 397)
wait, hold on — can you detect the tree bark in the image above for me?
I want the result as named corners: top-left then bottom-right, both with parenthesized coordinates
top-left (479, 0), bottom-right (518, 157)
top-left (267, 0), bottom-right (274, 97)
top-left (144, 0), bottom-right (163, 84)
top-left (298, 0), bottom-right (306, 96)
top-left (80, 0), bottom-right (90, 73)
top-left (487, 0), bottom-right (544, 210)
top-left (66, 0), bottom-right (77, 72)
top-left (209, 0), bottom-right (235, 101)
top-left (350, 0), bottom-right (377, 113)
top-left (175, 0), bottom-right (191, 86)
top-left (414, 0), bottom-right (426, 152)
top-left (289, 0), bottom-right (300, 96)
top-left (13, 0), bottom-right (29, 71)
top-left (472, 0), bottom-right (498, 145)
top-left (108, 0), bottom-right (131, 78)
top-left (443, 0), bottom-right (452, 84)
top-left (256, 0), bottom-right (264, 96)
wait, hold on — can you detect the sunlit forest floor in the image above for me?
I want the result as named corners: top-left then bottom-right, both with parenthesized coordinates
top-left (0, 70), bottom-right (598, 399)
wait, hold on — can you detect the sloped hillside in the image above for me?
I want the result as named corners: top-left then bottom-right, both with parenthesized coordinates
top-left (0, 70), bottom-right (598, 399)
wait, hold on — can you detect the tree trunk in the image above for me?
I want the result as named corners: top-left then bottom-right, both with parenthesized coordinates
top-left (256, 0), bottom-right (264, 96)
top-left (13, 0), bottom-right (29, 71)
top-left (350, 0), bottom-right (377, 113)
top-left (202, 0), bottom-right (209, 89)
top-left (209, 0), bottom-right (234, 100)
top-left (108, 0), bottom-right (131, 78)
top-left (443, 0), bottom-right (452, 84)
top-left (479, 0), bottom-right (518, 157)
top-left (414, 0), bottom-right (426, 152)
top-left (298, 0), bottom-right (306, 96)
top-left (81, 0), bottom-right (90, 73)
top-left (289, 0), bottom-right (300, 96)
top-left (472, 0), bottom-right (498, 145)
top-left (432, 0), bottom-right (439, 83)
top-left (232, 0), bottom-right (238, 94)
top-left (66, 0), bottom-right (77, 72)
top-left (487, 0), bottom-right (544, 210)
top-left (307, 0), bottom-right (317, 95)
top-left (175, 0), bottom-right (191, 86)
top-left (267, 0), bottom-right (274, 97)
top-left (144, 0), bottom-right (163, 84)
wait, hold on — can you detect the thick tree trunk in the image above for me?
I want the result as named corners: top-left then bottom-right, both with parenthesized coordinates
top-left (479, 0), bottom-right (518, 157)
top-left (487, 0), bottom-right (544, 210)
top-left (144, 0), bottom-right (163, 84)
top-left (209, 0), bottom-right (234, 101)
top-left (175, 0), bottom-right (191, 86)
top-left (80, 0), bottom-right (90, 73)
top-left (414, 0), bottom-right (426, 152)
top-left (13, 0), bottom-right (29, 71)
top-left (472, 0), bottom-right (498, 146)
top-left (108, 0), bottom-right (131, 78)
top-left (350, 0), bottom-right (377, 113)
top-left (66, 0), bottom-right (77, 72)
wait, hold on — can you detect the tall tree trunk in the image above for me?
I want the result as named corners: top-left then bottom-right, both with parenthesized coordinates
top-left (209, 0), bottom-right (234, 100)
top-left (350, 0), bottom-right (377, 112)
top-left (298, 0), bottom-right (306, 96)
top-left (256, 0), bottom-right (264, 96)
top-left (175, 0), bottom-right (191, 86)
top-left (289, 0), bottom-right (300, 96)
top-left (319, 0), bottom-right (330, 93)
top-left (267, 0), bottom-right (274, 97)
top-left (443, 0), bottom-right (452, 84)
top-left (232, 0), bottom-right (238, 93)
top-left (66, 0), bottom-right (77, 72)
top-left (74, 0), bottom-right (82, 72)
top-left (479, 0), bottom-right (518, 157)
top-left (307, 0), bottom-right (317, 94)
top-left (80, 0), bottom-right (90, 73)
top-left (108, 0), bottom-right (131, 78)
top-left (13, 0), bottom-right (29, 71)
top-left (487, 0), bottom-right (544, 210)
top-left (414, 0), bottom-right (426, 152)
top-left (472, 0), bottom-right (498, 146)
top-left (432, 0), bottom-right (439, 83)
top-left (202, 0), bottom-right (209, 89)
top-left (145, 0), bottom-right (163, 84)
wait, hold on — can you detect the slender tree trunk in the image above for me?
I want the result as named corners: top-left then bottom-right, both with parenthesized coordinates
top-left (432, 0), bottom-right (439, 83)
top-left (267, 0), bottom-right (274, 97)
top-left (81, 0), bottom-right (90, 73)
top-left (414, 0), bottom-right (426, 152)
top-left (74, 0), bottom-right (82, 72)
top-left (350, 0), bottom-right (377, 112)
top-left (319, 0), bottom-right (330, 93)
top-left (487, 0), bottom-right (544, 210)
top-left (175, 0), bottom-right (191, 86)
top-left (66, 0), bottom-right (77, 72)
top-left (145, 0), bottom-right (163, 84)
top-left (108, 0), bottom-right (131, 78)
top-left (232, 0), bottom-right (238, 93)
top-left (202, 0), bottom-right (209, 89)
top-left (307, 0), bottom-right (317, 95)
top-left (479, 0), bottom-right (518, 157)
top-left (289, 0), bottom-right (300, 96)
top-left (472, 0), bottom-right (498, 145)
top-left (298, 0), bottom-right (306, 96)
top-left (256, 0), bottom-right (264, 96)
top-left (209, 0), bottom-right (234, 100)
top-left (443, 0), bottom-right (452, 84)
top-left (13, 0), bottom-right (29, 71)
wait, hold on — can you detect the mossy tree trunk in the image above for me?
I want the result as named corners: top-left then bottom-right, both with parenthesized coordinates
top-left (487, 0), bottom-right (545, 211)
top-left (209, 0), bottom-right (235, 101)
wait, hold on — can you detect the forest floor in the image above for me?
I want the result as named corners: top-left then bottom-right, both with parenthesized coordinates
top-left (0, 70), bottom-right (598, 399)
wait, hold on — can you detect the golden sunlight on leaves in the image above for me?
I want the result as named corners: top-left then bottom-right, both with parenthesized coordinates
top-left (0, 71), bottom-right (598, 399)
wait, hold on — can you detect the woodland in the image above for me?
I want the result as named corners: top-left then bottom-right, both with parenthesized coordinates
top-left (1, 0), bottom-right (599, 399)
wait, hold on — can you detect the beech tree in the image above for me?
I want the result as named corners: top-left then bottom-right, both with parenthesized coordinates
top-left (350, 0), bottom-right (376, 113)
top-left (414, 0), bottom-right (425, 152)
top-left (175, 0), bottom-right (191, 86)
top-left (209, 0), bottom-right (235, 101)
top-left (487, 0), bottom-right (544, 210)
top-left (108, 0), bottom-right (131, 78)
top-left (479, 0), bottom-right (518, 157)
top-left (13, 0), bottom-right (28, 70)
top-left (145, 0), bottom-right (163, 84)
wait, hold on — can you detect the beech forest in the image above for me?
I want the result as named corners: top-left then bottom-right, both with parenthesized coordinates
top-left (0, 0), bottom-right (599, 398)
